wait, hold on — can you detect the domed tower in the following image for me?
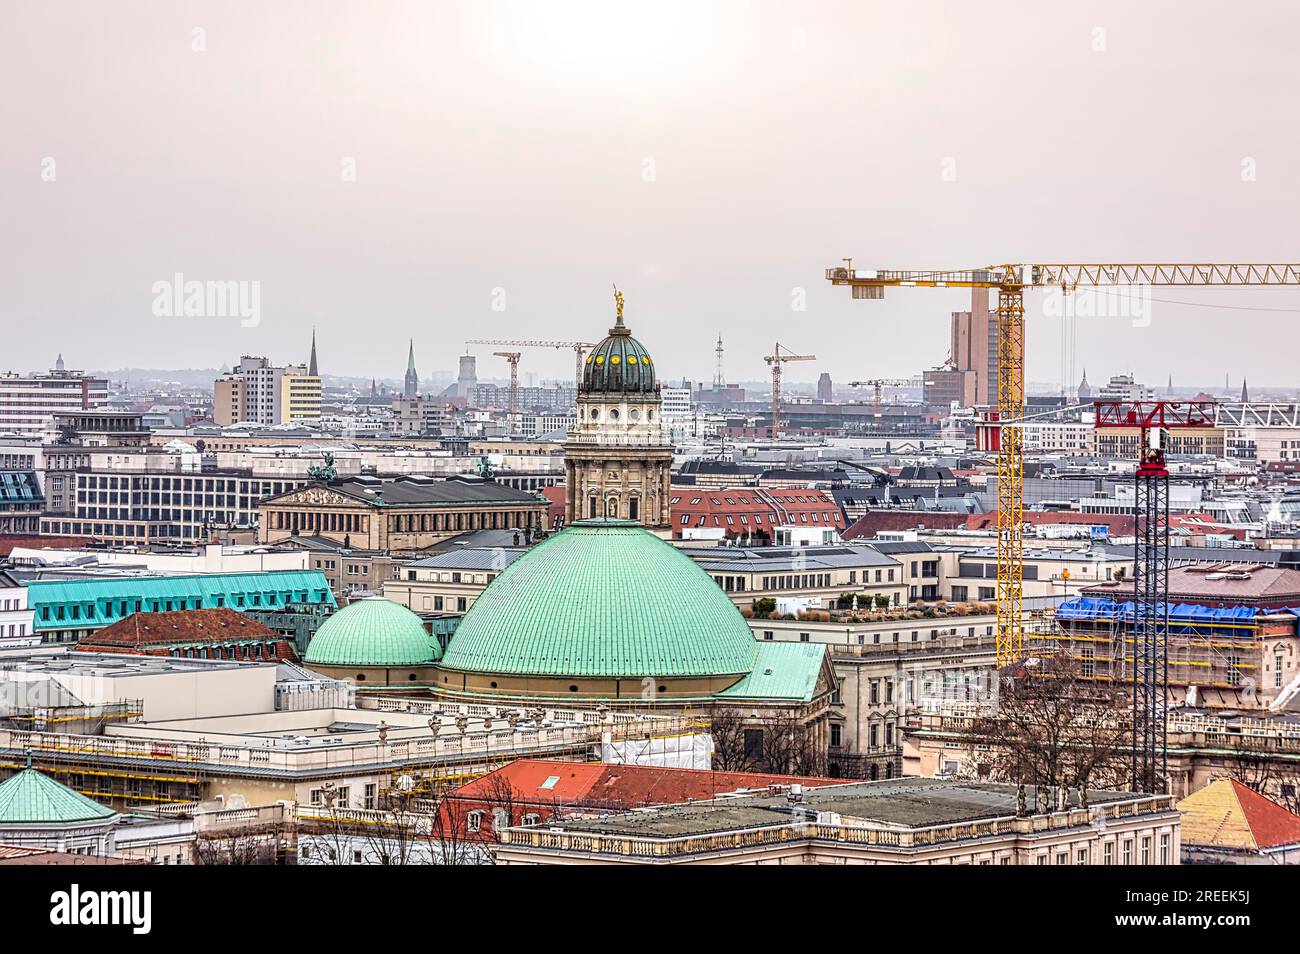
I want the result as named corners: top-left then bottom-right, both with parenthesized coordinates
top-left (564, 288), bottom-right (673, 533)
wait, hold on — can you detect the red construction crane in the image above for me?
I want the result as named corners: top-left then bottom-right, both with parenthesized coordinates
top-left (1093, 399), bottom-right (1216, 794)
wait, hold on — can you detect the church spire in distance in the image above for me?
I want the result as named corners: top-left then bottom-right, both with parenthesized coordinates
top-left (404, 339), bottom-right (419, 398)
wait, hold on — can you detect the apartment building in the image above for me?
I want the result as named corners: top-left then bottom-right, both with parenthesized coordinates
top-left (213, 356), bottom-right (321, 426)
top-left (0, 361), bottom-right (108, 437)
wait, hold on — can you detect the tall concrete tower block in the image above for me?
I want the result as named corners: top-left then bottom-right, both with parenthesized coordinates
top-left (949, 288), bottom-right (996, 406)
top-left (457, 354), bottom-right (478, 398)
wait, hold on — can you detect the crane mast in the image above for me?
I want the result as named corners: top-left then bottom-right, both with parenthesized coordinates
top-left (764, 343), bottom-right (816, 440)
top-left (466, 338), bottom-right (595, 393)
top-left (826, 260), bottom-right (1300, 682)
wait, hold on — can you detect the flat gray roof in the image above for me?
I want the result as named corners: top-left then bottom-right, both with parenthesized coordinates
top-left (544, 778), bottom-right (1142, 838)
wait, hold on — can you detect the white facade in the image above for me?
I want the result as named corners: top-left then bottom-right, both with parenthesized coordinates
top-left (0, 368), bottom-right (108, 437)
top-left (0, 577), bottom-right (36, 647)
top-left (1219, 403), bottom-right (1300, 463)
top-left (1019, 421), bottom-right (1093, 454)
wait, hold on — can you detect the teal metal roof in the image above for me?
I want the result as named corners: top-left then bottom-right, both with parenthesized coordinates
top-left (714, 641), bottom-right (827, 702)
top-left (0, 768), bottom-right (117, 826)
top-left (26, 570), bottom-right (336, 631)
top-left (304, 596), bottom-right (439, 667)
top-left (440, 520), bottom-right (757, 678)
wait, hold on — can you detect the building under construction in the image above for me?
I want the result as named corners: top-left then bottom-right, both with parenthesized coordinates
top-left (1048, 564), bottom-right (1300, 710)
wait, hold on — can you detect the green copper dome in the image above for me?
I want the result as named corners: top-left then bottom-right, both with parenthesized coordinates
top-left (440, 520), bottom-right (758, 678)
top-left (582, 312), bottom-right (657, 396)
top-left (304, 597), bottom-right (439, 667)
top-left (0, 767), bottom-right (116, 826)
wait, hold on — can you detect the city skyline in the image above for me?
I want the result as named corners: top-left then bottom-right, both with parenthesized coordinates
top-left (4, 2), bottom-right (1298, 385)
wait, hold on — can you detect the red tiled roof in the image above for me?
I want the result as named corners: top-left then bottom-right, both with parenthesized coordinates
top-left (1178, 778), bottom-right (1300, 851)
top-left (78, 608), bottom-right (295, 660)
top-left (1230, 780), bottom-right (1300, 849)
top-left (669, 486), bottom-right (843, 539)
top-left (842, 511), bottom-right (966, 539)
top-left (452, 758), bottom-right (846, 810)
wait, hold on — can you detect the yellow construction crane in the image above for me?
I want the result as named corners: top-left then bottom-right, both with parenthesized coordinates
top-left (466, 339), bottom-right (595, 392)
top-left (764, 343), bottom-right (816, 439)
top-left (826, 260), bottom-right (1300, 667)
top-left (492, 351), bottom-right (521, 433)
top-left (847, 378), bottom-right (912, 416)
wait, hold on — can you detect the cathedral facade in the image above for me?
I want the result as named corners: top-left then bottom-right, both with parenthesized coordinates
top-left (563, 291), bottom-right (673, 534)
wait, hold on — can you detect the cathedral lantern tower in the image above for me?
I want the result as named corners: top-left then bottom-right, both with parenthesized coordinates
top-left (564, 288), bottom-right (673, 534)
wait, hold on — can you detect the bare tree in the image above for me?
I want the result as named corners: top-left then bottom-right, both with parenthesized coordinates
top-left (195, 827), bottom-right (278, 865)
top-left (966, 655), bottom-right (1130, 797)
top-left (759, 715), bottom-right (827, 777)
top-left (707, 706), bottom-right (754, 771)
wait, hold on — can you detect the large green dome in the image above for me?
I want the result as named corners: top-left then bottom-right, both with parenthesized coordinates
top-left (582, 313), bottom-right (657, 396)
top-left (304, 597), bottom-right (438, 667)
top-left (440, 520), bottom-right (757, 678)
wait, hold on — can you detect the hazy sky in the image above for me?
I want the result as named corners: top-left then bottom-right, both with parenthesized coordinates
top-left (3, 1), bottom-right (1298, 390)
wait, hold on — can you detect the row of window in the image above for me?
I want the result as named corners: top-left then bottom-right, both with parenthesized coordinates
top-left (38, 590), bottom-right (328, 623)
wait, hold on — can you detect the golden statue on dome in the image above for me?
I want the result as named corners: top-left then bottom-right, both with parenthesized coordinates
top-left (613, 284), bottom-right (625, 322)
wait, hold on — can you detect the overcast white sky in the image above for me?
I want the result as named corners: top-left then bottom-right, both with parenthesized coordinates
top-left (2, 1), bottom-right (1297, 390)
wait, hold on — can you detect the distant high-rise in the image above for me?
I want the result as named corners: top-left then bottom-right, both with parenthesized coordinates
top-left (213, 355), bottom-right (320, 426)
top-left (948, 288), bottom-right (996, 406)
top-left (457, 354), bottom-right (478, 398)
top-left (817, 372), bottom-right (833, 403)
top-left (0, 359), bottom-right (108, 437)
top-left (404, 339), bottom-right (419, 398)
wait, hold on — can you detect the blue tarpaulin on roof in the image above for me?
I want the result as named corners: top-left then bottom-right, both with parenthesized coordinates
top-left (1056, 596), bottom-right (1299, 630)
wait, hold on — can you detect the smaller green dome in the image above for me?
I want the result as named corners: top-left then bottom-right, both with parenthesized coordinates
top-left (305, 597), bottom-right (438, 668)
top-left (0, 768), bottom-right (116, 825)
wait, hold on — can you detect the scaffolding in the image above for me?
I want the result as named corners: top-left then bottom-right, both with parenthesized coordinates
top-left (1053, 598), bottom-right (1265, 692)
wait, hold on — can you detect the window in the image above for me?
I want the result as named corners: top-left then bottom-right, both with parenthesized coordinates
top-left (467, 810), bottom-right (483, 832)
top-left (1159, 833), bottom-right (1169, 865)
top-left (830, 723), bottom-right (842, 746)
top-left (1103, 841), bottom-right (1113, 865)
top-left (1141, 836), bottom-right (1150, 864)
top-left (1122, 839), bottom-right (1132, 865)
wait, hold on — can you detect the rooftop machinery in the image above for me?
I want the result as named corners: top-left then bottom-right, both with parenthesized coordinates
top-left (826, 261), bottom-right (1300, 670)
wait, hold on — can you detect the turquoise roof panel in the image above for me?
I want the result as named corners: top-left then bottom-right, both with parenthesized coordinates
top-left (0, 769), bottom-right (117, 825)
top-left (26, 570), bottom-right (336, 631)
top-left (440, 520), bottom-right (757, 678)
top-left (714, 641), bottom-right (826, 702)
